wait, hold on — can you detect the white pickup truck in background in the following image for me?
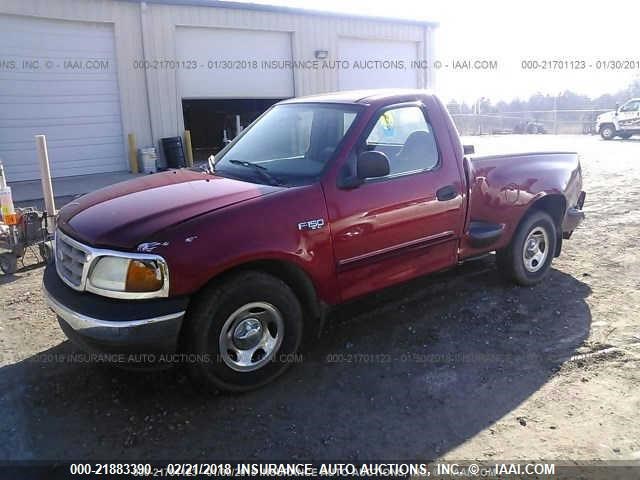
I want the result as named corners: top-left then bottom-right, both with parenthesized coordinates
top-left (596, 98), bottom-right (640, 140)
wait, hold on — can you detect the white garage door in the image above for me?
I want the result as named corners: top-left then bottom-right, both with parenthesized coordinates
top-left (175, 27), bottom-right (294, 98)
top-left (0, 15), bottom-right (125, 182)
top-left (338, 37), bottom-right (419, 90)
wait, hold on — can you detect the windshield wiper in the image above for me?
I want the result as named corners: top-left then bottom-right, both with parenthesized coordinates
top-left (227, 160), bottom-right (283, 186)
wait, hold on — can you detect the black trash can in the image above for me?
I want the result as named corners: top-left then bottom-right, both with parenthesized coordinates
top-left (161, 136), bottom-right (186, 169)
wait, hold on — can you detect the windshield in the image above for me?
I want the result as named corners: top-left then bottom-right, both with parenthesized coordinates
top-left (214, 103), bottom-right (361, 186)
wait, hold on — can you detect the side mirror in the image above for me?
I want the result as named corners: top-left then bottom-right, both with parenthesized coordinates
top-left (463, 145), bottom-right (475, 155)
top-left (357, 151), bottom-right (390, 180)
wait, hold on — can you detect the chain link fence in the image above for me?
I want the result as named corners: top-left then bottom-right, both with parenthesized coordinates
top-left (450, 109), bottom-right (611, 136)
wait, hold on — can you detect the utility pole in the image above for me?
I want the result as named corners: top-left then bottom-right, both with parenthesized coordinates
top-left (476, 97), bottom-right (485, 135)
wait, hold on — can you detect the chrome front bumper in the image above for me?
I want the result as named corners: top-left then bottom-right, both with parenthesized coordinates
top-left (43, 264), bottom-right (187, 354)
top-left (45, 289), bottom-right (184, 333)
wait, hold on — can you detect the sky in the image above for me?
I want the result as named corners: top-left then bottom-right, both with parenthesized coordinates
top-left (227, 0), bottom-right (640, 103)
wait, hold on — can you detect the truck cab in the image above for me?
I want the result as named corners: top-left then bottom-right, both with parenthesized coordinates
top-left (596, 98), bottom-right (640, 140)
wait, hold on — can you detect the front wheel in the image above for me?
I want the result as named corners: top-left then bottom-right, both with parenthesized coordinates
top-left (183, 271), bottom-right (303, 393)
top-left (496, 211), bottom-right (557, 286)
top-left (600, 125), bottom-right (616, 140)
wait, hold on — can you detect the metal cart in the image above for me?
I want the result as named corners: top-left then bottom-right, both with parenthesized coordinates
top-left (0, 207), bottom-right (53, 274)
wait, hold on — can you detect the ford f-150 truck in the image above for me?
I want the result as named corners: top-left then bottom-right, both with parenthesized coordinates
top-left (43, 90), bottom-right (585, 392)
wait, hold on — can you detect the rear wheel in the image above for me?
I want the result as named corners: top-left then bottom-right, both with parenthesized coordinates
top-left (183, 271), bottom-right (303, 393)
top-left (600, 124), bottom-right (616, 140)
top-left (496, 211), bottom-right (557, 286)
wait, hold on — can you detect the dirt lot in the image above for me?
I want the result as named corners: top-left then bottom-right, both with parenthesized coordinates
top-left (1, 135), bottom-right (639, 462)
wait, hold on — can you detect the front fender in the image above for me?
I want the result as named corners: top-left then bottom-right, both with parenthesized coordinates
top-left (135, 183), bottom-right (338, 304)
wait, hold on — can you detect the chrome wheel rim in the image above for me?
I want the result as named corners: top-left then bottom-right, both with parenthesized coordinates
top-left (219, 302), bottom-right (284, 372)
top-left (522, 226), bottom-right (549, 273)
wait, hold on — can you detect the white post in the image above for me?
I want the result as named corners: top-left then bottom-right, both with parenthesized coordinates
top-left (35, 135), bottom-right (56, 233)
top-left (0, 161), bottom-right (7, 189)
top-left (235, 114), bottom-right (242, 137)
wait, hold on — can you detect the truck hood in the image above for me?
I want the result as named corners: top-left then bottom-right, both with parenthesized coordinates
top-left (597, 110), bottom-right (616, 123)
top-left (57, 169), bottom-right (282, 249)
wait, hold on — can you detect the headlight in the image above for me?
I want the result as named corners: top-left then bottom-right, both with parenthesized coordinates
top-left (89, 257), bottom-right (129, 291)
top-left (88, 256), bottom-right (166, 296)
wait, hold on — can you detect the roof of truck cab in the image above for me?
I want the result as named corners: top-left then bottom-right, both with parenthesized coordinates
top-left (279, 89), bottom-right (436, 105)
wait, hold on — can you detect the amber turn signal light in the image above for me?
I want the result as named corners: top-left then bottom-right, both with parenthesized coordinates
top-left (125, 260), bottom-right (163, 292)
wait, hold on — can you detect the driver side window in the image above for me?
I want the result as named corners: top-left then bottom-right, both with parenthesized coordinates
top-left (365, 106), bottom-right (439, 177)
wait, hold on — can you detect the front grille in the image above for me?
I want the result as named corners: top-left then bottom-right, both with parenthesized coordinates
top-left (55, 231), bottom-right (89, 288)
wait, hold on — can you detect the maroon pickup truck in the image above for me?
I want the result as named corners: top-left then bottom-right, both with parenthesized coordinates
top-left (43, 90), bottom-right (585, 391)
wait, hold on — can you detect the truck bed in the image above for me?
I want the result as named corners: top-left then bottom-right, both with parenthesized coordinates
top-left (461, 151), bottom-right (582, 259)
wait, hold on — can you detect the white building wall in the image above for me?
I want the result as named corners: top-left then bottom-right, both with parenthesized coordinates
top-left (1, 0), bottom-right (153, 152)
top-left (0, 0), bottom-right (436, 176)
top-left (136, 1), bottom-right (435, 144)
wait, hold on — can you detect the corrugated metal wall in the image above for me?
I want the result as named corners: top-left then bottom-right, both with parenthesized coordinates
top-left (1, 0), bottom-right (435, 168)
top-left (2, 0), bottom-right (152, 153)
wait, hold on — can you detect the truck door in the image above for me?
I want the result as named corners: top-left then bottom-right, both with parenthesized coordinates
top-left (325, 102), bottom-right (465, 301)
top-left (617, 100), bottom-right (640, 132)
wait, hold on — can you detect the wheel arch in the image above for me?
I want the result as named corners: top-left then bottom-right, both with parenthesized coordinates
top-left (189, 258), bottom-right (324, 340)
top-left (599, 122), bottom-right (615, 132)
top-left (524, 194), bottom-right (566, 256)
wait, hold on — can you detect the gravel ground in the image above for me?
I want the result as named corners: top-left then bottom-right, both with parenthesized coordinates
top-left (1, 135), bottom-right (639, 461)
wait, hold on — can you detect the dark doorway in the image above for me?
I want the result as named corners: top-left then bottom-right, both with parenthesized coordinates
top-left (182, 98), bottom-right (282, 163)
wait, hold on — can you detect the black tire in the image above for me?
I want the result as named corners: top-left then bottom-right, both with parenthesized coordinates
top-left (496, 210), bottom-right (557, 286)
top-left (0, 253), bottom-right (18, 275)
top-left (600, 124), bottom-right (616, 140)
top-left (183, 271), bottom-right (303, 393)
top-left (619, 133), bottom-right (632, 139)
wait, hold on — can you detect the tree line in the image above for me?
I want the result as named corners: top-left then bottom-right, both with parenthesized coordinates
top-left (447, 77), bottom-right (640, 115)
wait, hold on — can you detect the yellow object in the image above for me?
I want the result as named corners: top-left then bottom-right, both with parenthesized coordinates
top-left (128, 133), bottom-right (139, 173)
top-left (126, 260), bottom-right (163, 292)
top-left (381, 111), bottom-right (394, 130)
top-left (184, 130), bottom-right (194, 167)
top-left (0, 186), bottom-right (18, 224)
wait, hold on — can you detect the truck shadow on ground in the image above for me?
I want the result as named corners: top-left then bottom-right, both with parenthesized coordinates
top-left (0, 257), bottom-right (592, 461)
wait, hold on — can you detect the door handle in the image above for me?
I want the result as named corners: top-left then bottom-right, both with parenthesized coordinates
top-left (436, 185), bottom-right (457, 201)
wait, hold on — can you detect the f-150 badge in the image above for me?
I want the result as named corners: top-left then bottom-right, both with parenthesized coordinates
top-left (298, 219), bottom-right (325, 231)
